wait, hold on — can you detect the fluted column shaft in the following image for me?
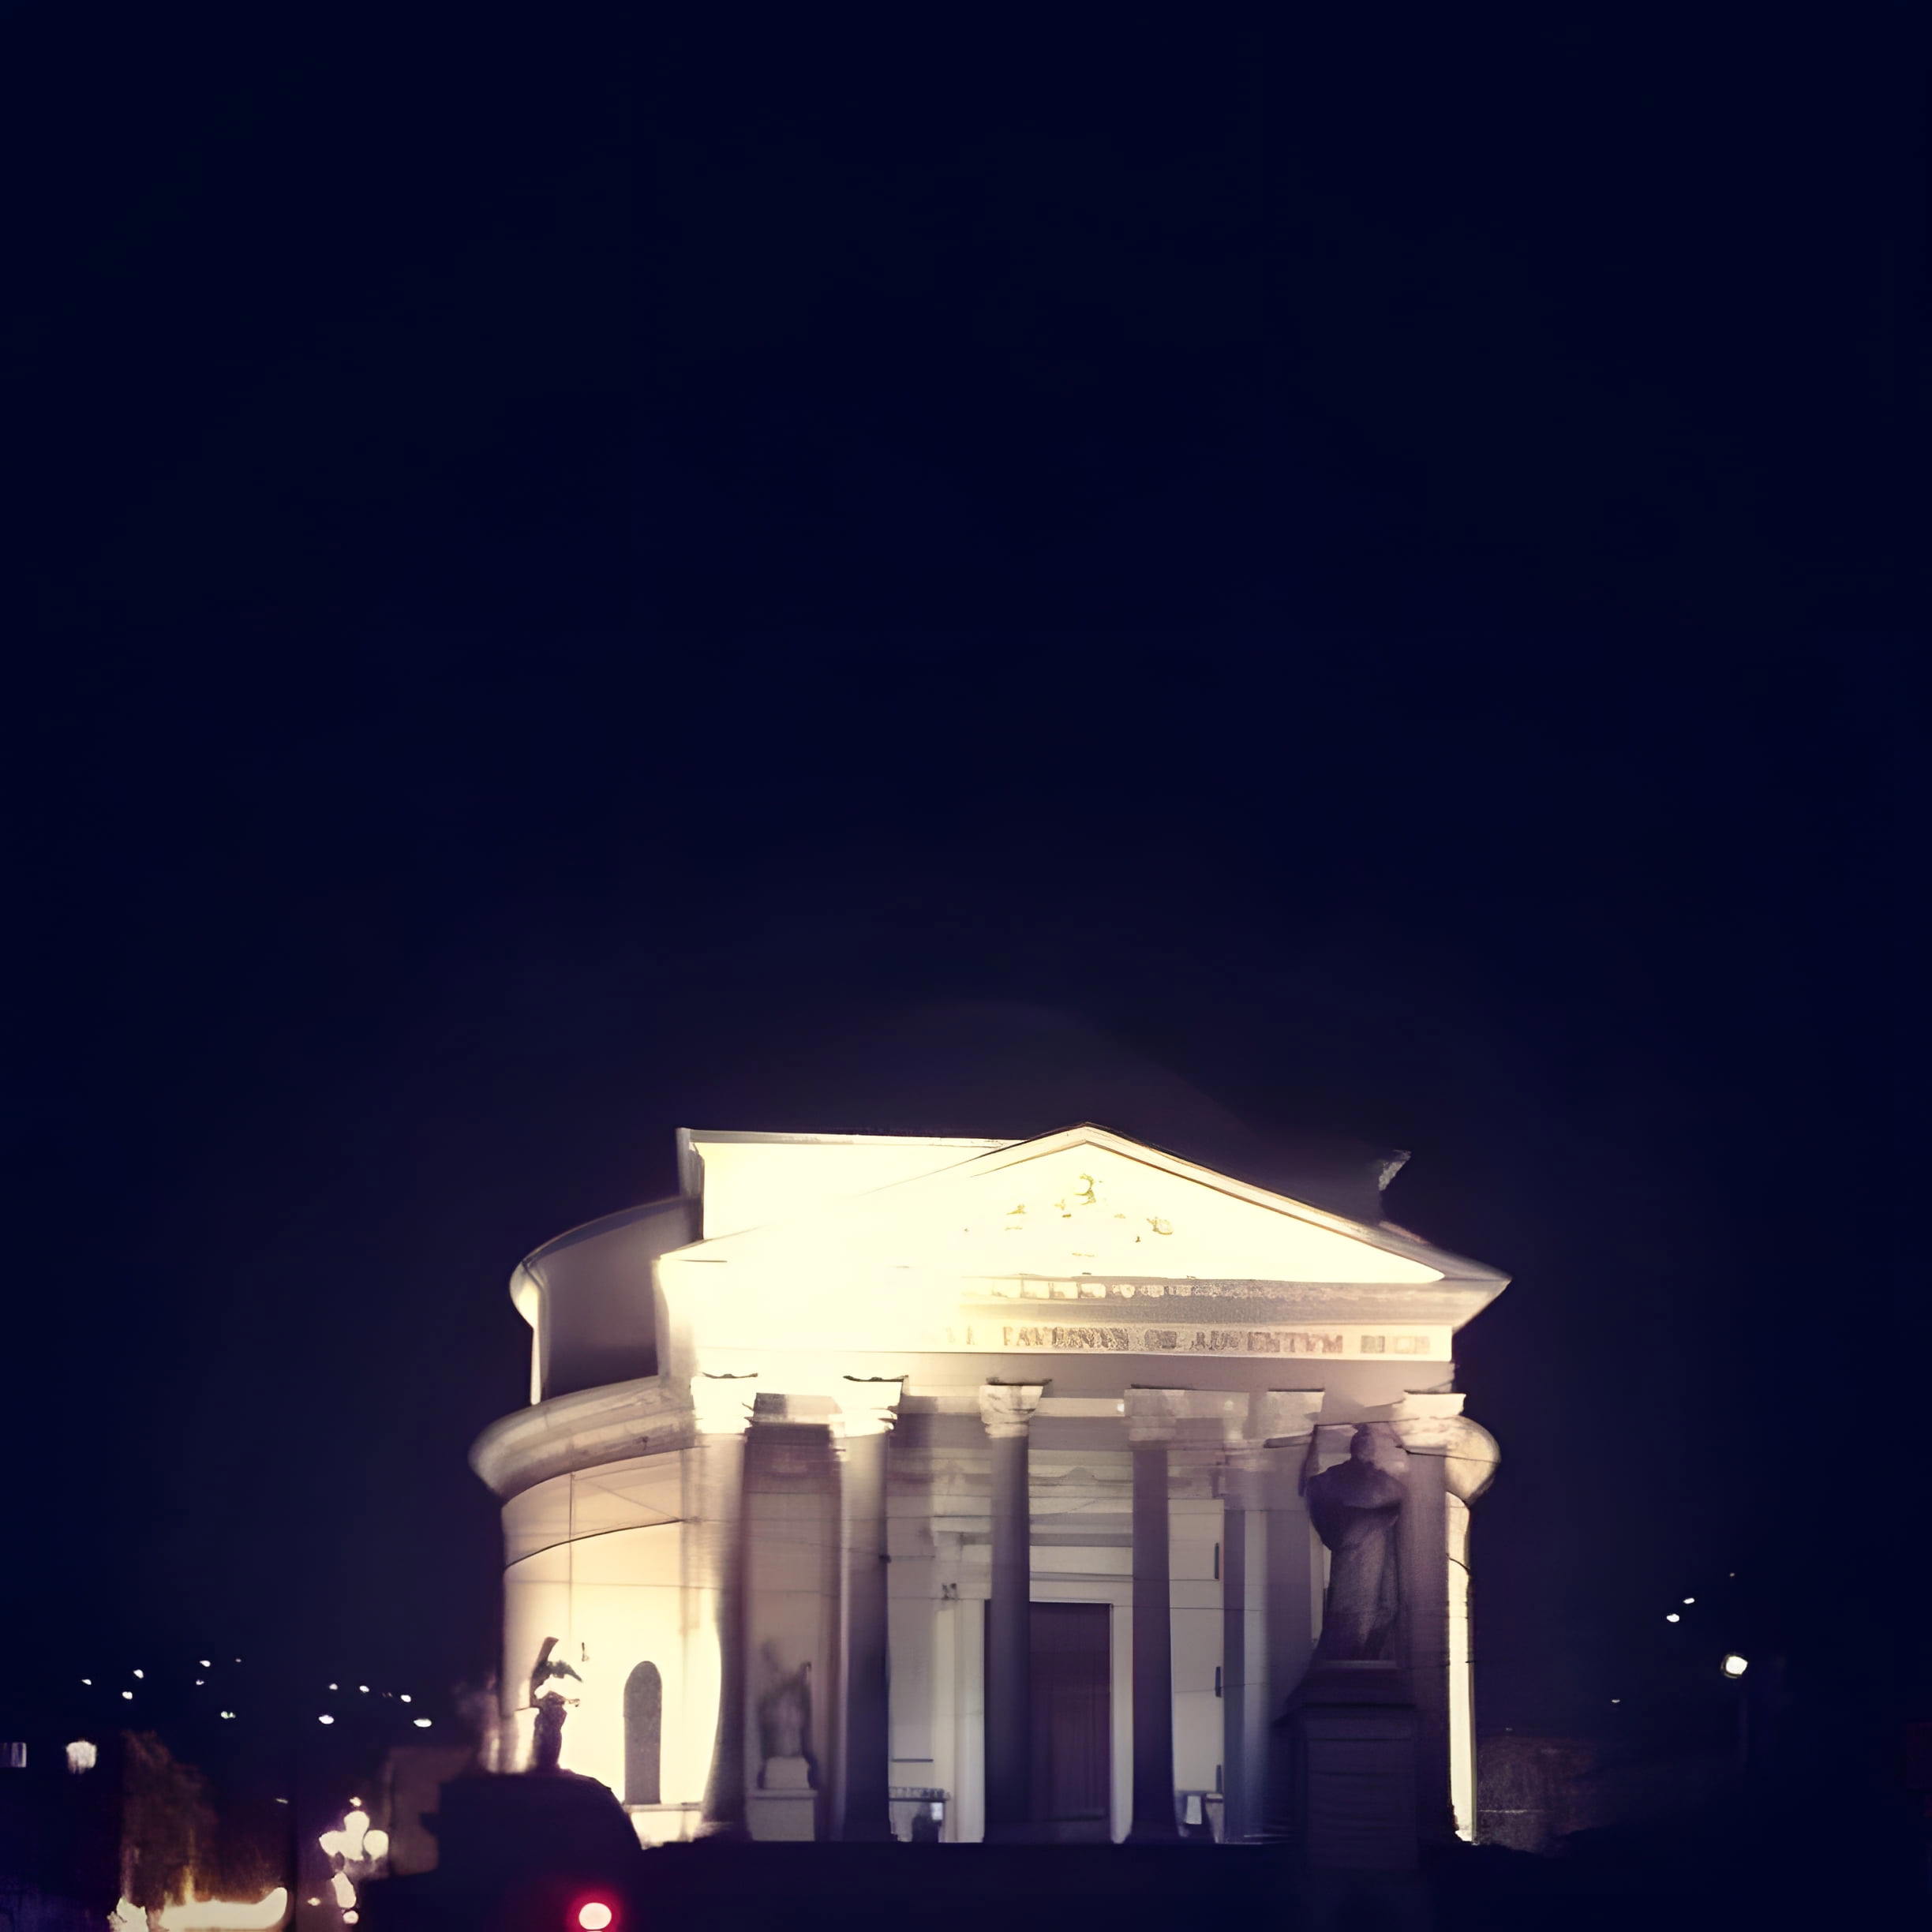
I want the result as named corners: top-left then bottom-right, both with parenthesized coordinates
top-left (979, 1382), bottom-right (1046, 1842)
top-left (1128, 1434), bottom-right (1180, 1841)
top-left (695, 1372), bottom-right (757, 1838)
top-left (1392, 1394), bottom-right (1474, 1848)
top-left (1237, 1391), bottom-right (1323, 1842)
top-left (833, 1377), bottom-right (902, 1841)
top-left (1219, 1458), bottom-right (1260, 1843)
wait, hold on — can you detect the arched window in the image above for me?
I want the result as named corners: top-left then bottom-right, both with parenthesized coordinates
top-left (623, 1661), bottom-right (662, 1805)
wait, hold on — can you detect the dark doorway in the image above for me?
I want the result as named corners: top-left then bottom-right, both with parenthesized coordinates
top-left (624, 1661), bottom-right (662, 1804)
top-left (1028, 1602), bottom-right (1111, 1837)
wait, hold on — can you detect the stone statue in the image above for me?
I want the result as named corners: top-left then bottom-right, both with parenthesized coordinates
top-left (528, 1636), bottom-right (582, 1773)
top-left (754, 1645), bottom-right (817, 1790)
top-left (1303, 1425), bottom-right (1405, 1661)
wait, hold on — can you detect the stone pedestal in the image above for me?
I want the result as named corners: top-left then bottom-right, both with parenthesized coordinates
top-left (1278, 1662), bottom-right (1433, 1931)
top-left (749, 1757), bottom-right (817, 1840)
top-left (1281, 1661), bottom-right (1418, 1870)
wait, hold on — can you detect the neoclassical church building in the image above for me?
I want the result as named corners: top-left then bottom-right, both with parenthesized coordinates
top-left (468, 1122), bottom-right (1507, 1852)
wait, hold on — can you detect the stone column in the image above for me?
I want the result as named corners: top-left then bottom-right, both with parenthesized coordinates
top-left (979, 1381), bottom-right (1046, 1843)
top-left (695, 1372), bottom-right (758, 1839)
top-left (1124, 1389), bottom-right (1181, 1844)
top-left (1440, 1408), bottom-right (1500, 1841)
top-left (1220, 1391), bottom-right (1323, 1842)
top-left (1218, 1454), bottom-right (1264, 1844)
top-left (1244, 1391), bottom-right (1321, 1839)
top-left (832, 1376), bottom-right (903, 1842)
top-left (1390, 1393), bottom-right (1466, 1848)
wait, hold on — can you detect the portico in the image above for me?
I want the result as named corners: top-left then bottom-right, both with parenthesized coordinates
top-left (470, 1122), bottom-right (1507, 1850)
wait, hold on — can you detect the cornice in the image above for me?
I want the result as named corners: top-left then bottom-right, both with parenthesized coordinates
top-left (468, 1375), bottom-right (694, 1500)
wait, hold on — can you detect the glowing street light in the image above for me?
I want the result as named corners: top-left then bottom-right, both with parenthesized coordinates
top-left (1721, 1653), bottom-right (1749, 1678)
top-left (1665, 1613), bottom-right (1680, 1623)
top-left (318, 1715), bottom-right (335, 1726)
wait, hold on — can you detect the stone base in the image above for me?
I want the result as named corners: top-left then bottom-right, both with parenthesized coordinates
top-left (750, 1758), bottom-right (818, 1840)
top-left (1279, 1660), bottom-right (1420, 1873)
top-left (748, 1791), bottom-right (818, 1840)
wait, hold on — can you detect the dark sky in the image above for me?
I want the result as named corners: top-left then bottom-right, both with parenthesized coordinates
top-left (3, 0), bottom-right (1914, 1777)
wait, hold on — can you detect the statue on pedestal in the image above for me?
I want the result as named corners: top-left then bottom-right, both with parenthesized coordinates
top-left (1303, 1425), bottom-right (1404, 1662)
top-left (754, 1645), bottom-right (818, 1791)
top-left (528, 1635), bottom-right (583, 1773)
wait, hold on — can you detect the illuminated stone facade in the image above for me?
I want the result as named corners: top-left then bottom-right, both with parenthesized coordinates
top-left (469, 1125), bottom-right (1506, 1848)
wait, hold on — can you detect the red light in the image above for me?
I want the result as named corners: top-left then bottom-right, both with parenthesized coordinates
top-left (576, 1904), bottom-right (615, 1931)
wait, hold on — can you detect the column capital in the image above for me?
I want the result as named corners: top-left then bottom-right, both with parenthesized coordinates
top-left (692, 1371), bottom-right (758, 1436)
top-left (1245, 1389), bottom-right (1325, 1447)
top-left (837, 1375), bottom-right (906, 1438)
top-left (1387, 1392), bottom-right (1500, 1500)
top-left (1388, 1390), bottom-right (1465, 1450)
top-left (1124, 1386), bottom-right (1189, 1443)
top-left (979, 1381), bottom-right (1047, 1438)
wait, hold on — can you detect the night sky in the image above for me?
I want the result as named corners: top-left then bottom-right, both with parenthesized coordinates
top-left (4, 0), bottom-right (1914, 1799)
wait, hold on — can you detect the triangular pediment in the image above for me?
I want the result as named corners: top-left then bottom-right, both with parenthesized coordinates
top-left (670, 1123), bottom-right (1491, 1286)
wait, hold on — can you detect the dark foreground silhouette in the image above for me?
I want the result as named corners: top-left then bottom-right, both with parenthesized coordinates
top-left (354, 1768), bottom-right (1925, 1932)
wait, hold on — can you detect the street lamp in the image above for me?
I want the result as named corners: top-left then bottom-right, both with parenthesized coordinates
top-left (1721, 1654), bottom-right (1750, 1769)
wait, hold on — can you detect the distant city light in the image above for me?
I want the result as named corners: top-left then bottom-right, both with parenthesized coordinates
top-left (305, 1902), bottom-right (320, 1910)
top-left (1683, 1597), bottom-right (1695, 1604)
top-left (81, 1679), bottom-right (91, 1686)
top-left (66, 1740), bottom-right (98, 1773)
top-left (220, 1712), bottom-right (236, 1720)
top-left (343, 1917), bottom-right (358, 1927)
top-left (133, 1671), bottom-right (144, 1679)
top-left (1665, 1613), bottom-right (1680, 1623)
top-left (1610, 1698), bottom-right (1621, 1705)
top-left (200, 1661), bottom-right (212, 1669)
top-left (399, 1695), bottom-right (410, 1704)
top-left (358, 1685), bottom-right (369, 1694)
top-left (318, 1715), bottom-right (335, 1725)
top-left (413, 1717), bottom-right (432, 1728)
top-left (1722, 1653), bottom-right (1749, 1678)
top-left (578, 1905), bottom-right (615, 1931)
top-left (328, 1683), bottom-right (339, 1692)
top-left (195, 1680), bottom-right (204, 1687)
top-left (122, 1691), bottom-right (133, 1701)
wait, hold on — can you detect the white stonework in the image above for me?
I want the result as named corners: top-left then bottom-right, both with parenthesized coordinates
top-left (470, 1122), bottom-right (1507, 1847)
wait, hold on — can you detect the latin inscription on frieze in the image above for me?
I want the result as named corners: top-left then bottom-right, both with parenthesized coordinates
top-left (934, 1322), bottom-right (1447, 1358)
